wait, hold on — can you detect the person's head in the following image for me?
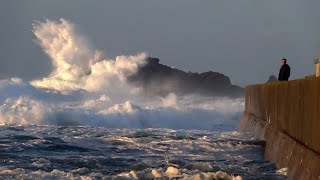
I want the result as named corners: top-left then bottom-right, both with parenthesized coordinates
top-left (281, 58), bottom-right (287, 65)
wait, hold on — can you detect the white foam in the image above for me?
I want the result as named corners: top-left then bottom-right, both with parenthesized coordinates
top-left (0, 19), bottom-right (244, 130)
top-left (276, 168), bottom-right (288, 176)
top-left (32, 18), bottom-right (146, 95)
top-left (0, 167), bottom-right (242, 179)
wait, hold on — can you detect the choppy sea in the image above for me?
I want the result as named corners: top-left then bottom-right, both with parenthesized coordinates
top-left (0, 125), bottom-right (286, 179)
top-left (0, 18), bottom-right (287, 179)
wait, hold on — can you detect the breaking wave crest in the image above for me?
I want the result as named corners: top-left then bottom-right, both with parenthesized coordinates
top-left (0, 19), bottom-right (244, 130)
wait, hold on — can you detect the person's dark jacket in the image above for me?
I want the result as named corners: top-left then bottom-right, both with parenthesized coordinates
top-left (278, 64), bottom-right (291, 81)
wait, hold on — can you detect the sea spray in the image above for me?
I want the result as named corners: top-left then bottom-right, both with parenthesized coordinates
top-left (0, 19), bottom-right (244, 130)
top-left (32, 18), bottom-right (147, 94)
top-left (0, 18), bottom-right (289, 180)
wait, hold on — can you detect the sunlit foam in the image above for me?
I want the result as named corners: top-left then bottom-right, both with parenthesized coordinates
top-left (0, 19), bottom-right (244, 130)
top-left (32, 18), bottom-right (147, 93)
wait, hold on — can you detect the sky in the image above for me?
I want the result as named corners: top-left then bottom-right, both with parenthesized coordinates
top-left (0, 0), bottom-right (320, 86)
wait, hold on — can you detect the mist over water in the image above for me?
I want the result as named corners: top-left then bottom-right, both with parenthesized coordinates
top-left (0, 18), bottom-right (244, 130)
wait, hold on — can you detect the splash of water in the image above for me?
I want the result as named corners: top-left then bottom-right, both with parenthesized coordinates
top-left (0, 19), bottom-right (244, 130)
top-left (32, 18), bottom-right (147, 93)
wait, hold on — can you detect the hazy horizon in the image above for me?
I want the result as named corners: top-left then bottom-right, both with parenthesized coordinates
top-left (1, 0), bottom-right (320, 86)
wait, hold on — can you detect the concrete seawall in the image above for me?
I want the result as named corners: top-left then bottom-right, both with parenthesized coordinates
top-left (239, 78), bottom-right (320, 179)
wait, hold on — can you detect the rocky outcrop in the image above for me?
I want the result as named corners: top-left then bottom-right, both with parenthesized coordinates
top-left (128, 57), bottom-right (244, 97)
top-left (266, 75), bottom-right (278, 83)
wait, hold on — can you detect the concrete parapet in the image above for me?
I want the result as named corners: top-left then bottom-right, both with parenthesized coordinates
top-left (240, 77), bottom-right (320, 179)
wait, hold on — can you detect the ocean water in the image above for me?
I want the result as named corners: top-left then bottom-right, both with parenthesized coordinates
top-left (0, 19), bottom-right (286, 179)
top-left (0, 125), bottom-right (286, 179)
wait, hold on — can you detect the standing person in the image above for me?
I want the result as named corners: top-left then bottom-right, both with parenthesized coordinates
top-left (278, 58), bottom-right (291, 81)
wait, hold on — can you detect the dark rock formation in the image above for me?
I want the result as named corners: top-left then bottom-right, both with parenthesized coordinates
top-left (266, 75), bottom-right (278, 83)
top-left (128, 57), bottom-right (244, 97)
